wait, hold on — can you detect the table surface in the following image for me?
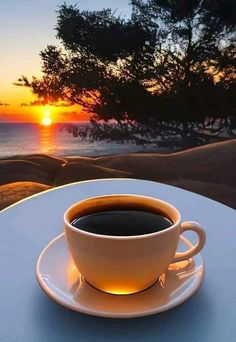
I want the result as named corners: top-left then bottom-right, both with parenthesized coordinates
top-left (0, 178), bottom-right (236, 342)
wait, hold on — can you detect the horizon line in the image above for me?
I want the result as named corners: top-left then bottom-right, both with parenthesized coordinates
top-left (0, 121), bottom-right (90, 124)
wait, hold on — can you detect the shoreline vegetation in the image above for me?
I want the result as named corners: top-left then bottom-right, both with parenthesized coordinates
top-left (0, 139), bottom-right (236, 211)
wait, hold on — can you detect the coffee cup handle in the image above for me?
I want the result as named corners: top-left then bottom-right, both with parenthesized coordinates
top-left (173, 221), bottom-right (206, 263)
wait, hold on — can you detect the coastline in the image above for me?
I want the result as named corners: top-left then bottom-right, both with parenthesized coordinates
top-left (0, 139), bottom-right (236, 211)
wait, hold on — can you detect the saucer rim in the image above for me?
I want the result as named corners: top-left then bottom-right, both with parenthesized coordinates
top-left (36, 233), bottom-right (205, 318)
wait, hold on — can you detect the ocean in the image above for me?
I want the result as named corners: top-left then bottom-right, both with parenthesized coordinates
top-left (0, 123), bottom-right (163, 158)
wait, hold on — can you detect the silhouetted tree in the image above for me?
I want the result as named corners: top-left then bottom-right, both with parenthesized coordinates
top-left (19, 1), bottom-right (236, 147)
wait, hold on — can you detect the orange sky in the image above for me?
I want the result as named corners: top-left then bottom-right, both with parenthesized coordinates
top-left (0, 0), bottom-right (130, 124)
top-left (0, 74), bottom-right (90, 123)
top-left (0, 0), bottom-right (127, 124)
top-left (0, 1), bottom-right (90, 124)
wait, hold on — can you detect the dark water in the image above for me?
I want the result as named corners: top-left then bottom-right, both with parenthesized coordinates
top-left (71, 210), bottom-right (172, 236)
top-left (0, 123), bottom-right (168, 158)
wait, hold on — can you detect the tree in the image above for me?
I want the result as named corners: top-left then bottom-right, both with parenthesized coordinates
top-left (19, 1), bottom-right (236, 147)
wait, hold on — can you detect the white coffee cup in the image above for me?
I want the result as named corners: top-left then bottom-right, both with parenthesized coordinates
top-left (64, 194), bottom-right (206, 295)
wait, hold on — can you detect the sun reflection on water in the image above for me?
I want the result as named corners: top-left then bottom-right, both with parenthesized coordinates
top-left (39, 124), bottom-right (57, 154)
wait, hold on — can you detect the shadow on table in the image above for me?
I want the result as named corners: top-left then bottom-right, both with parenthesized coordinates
top-left (31, 285), bottom-right (213, 342)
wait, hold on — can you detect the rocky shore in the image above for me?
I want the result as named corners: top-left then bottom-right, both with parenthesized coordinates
top-left (1, 139), bottom-right (236, 210)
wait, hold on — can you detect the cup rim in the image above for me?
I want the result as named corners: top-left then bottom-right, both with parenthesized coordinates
top-left (64, 194), bottom-right (181, 240)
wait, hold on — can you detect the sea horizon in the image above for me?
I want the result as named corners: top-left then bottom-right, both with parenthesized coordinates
top-left (0, 121), bottom-right (89, 125)
top-left (0, 122), bottom-right (166, 158)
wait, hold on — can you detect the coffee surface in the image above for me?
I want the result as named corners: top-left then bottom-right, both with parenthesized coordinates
top-left (71, 210), bottom-right (172, 236)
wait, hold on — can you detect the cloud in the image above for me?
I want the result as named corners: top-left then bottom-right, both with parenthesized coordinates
top-left (31, 100), bottom-right (49, 106)
top-left (53, 103), bottom-right (74, 107)
top-left (13, 77), bottom-right (31, 87)
top-left (13, 82), bottom-right (25, 87)
top-left (0, 101), bottom-right (10, 106)
top-left (20, 100), bottom-right (46, 106)
top-left (20, 103), bottom-right (31, 107)
top-left (20, 100), bottom-right (74, 107)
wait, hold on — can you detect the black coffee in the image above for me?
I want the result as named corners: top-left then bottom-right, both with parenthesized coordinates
top-left (71, 210), bottom-right (172, 236)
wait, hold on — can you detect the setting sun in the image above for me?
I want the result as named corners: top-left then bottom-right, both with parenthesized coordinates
top-left (41, 117), bottom-right (52, 126)
top-left (41, 108), bottom-right (52, 126)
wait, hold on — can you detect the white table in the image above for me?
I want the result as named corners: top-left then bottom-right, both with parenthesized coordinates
top-left (0, 179), bottom-right (235, 341)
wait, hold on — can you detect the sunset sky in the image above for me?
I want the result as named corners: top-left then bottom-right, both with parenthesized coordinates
top-left (0, 0), bottom-right (130, 123)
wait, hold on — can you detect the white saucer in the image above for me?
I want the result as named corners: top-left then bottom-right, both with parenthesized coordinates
top-left (36, 233), bottom-right (204, 318)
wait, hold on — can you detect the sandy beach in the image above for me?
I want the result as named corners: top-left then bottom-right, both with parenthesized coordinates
top-left (1, 139), bottom-right (236, 210)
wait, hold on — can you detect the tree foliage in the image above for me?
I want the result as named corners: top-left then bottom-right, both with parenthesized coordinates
top-left (19, 0), bottom-right (236, 146)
